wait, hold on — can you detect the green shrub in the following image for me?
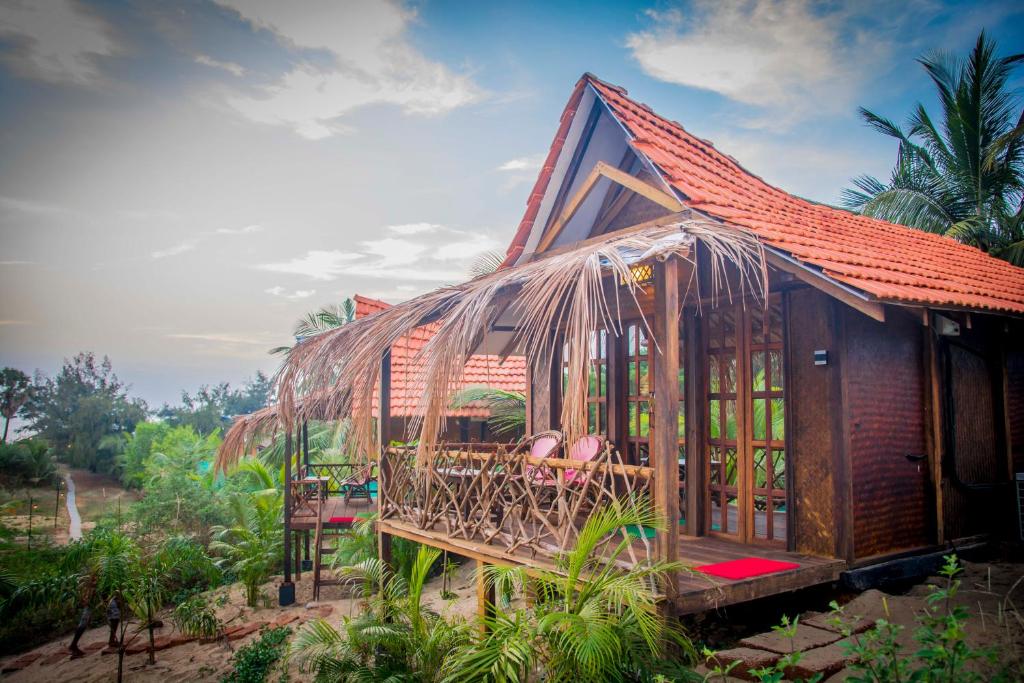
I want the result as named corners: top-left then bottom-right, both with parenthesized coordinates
top-left (221, 626), bottom-right (291, 683)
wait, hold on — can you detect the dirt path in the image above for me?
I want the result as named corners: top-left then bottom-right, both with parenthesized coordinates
top-left (64, 472), bottom-right (82, 541)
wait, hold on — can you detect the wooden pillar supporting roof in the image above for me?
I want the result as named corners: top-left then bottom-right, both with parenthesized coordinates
top-left (652, 257), bottom-right (681, 595)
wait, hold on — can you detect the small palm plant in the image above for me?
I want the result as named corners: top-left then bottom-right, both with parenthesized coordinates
top-left (449, 386), bottom-right (526, 438)
top-left (447, 500), bottom-right (697, 682)
top-left (291, 544), bottom-right (471, 681)
top-left (209, 461), bottom-right (283, 607)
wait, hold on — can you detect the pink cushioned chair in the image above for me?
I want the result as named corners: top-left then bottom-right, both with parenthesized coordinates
top-left (565, 435), bottom-right (604, 486)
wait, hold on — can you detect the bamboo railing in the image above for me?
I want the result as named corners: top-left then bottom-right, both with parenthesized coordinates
top-left (379, 442), bottom-right (656, 567)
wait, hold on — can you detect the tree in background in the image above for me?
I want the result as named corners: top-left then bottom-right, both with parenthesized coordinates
top-left (843, 32), bottom-right (1024, 263)
top-left (158, 372), bottom-right (272, 436)
top-left (0, 367), bottom-right (32, 443)
top-left (24, 353), bottom-right (147, 474)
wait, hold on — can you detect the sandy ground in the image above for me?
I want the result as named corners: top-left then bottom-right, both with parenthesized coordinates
top-left (0, 560), bottom-right (480, 682)
top-left (3, 559), bottom-right (1021, 681)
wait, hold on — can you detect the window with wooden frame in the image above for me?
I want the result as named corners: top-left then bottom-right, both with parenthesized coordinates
top-left (750, 296), bottom-right (786, 542)
top-left (624, 322), bottom-right (652, 465)
top-left (561, 330), bottom-right (608, 435)
top-left (705, 307), bottom-right (739, 536)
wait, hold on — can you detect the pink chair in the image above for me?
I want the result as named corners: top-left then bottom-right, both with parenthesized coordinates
top-left (519, 430), bottom-right (563, 485)
top-left (565, 436), bottom-right (604, 486)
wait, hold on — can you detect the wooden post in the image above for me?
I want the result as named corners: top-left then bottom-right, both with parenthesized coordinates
top-left (281, 426), bottom-right (295, 605)
top-left (684, 308), bottom-right (703, 536)
top-left (476, 559), bottom-right (495, 633)
top-left (653, 258), bottom-right (681, 587)
top-left (377, 349), bottom-right (394, 574)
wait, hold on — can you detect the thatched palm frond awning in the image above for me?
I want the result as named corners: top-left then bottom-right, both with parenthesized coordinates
top-left (217, 218), bottom-right (766, 471)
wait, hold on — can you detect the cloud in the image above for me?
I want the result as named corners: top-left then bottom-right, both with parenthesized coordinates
top-left (626, 1), bottom-right (888, 127)
top-left (388, 222), bottom-right (439, 235)
top-left (0, 0), bottom-right (117, 85)
top-left (0, 260), bottom-right (33, 266)
top-left (361, 237), bottom-right (427, 266)
top-left (0, 195), bottom-right (69, 215)
top-left (432, 233), bottom-right (502, 261)
top-left (216, 0), bottom-right (481, 139)
top-left (497, 155), bottom-right (543, 172)
top-left (0, 319), bottom-right (31, 326)
top-left (265, 285), bottom-right (317, 299)
top-left (257, 249), bottom-right (363, 280)
top-left (151, 240), bottom-right (198, 259)
top-left (216, 224), bottom-right (262, 235)
top-left (195, 54), bottom-right (245, 77)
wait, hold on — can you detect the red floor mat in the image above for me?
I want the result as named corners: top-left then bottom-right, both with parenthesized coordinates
top-left (695, 557), bottom-right (800, 580)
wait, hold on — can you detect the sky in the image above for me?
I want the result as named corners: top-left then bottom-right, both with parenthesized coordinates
top-left (0, 0), bottom-right (1022, 409)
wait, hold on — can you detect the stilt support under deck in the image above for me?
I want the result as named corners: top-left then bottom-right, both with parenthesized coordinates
top-left (476, 559), bottom-right (495, 634)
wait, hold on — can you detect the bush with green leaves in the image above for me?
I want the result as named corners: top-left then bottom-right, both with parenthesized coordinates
top-left (222, 626), bottom-right (292, 683)
top-left (0, 439), bottom-right (58, 489)
top-left (830, 554), bottom-right (1006, 682)
top-left (292, 544), bottom-right (470, 682)
top-left (446, 501), bottom-right (696, 682)
top-left (209, 461), bottom-right (283, 607)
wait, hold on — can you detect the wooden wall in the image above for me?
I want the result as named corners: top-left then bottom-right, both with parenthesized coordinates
top-left (843, 308), bottom-right (933, 560)
top-left (785, 287), bottom-right (845, 558)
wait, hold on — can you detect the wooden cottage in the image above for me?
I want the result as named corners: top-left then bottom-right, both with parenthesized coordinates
top-left (221, 74), bottom-right (1024, 614)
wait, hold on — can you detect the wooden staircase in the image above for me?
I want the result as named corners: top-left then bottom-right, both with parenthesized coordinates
top-left (311, 495), bottom-right (346, 601)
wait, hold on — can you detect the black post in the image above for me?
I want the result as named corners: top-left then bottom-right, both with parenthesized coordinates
top-left (280, 426), bottom-right (295, 605)
top-left (302, 418), bottom-right (312, 570)
top-left (54, 480), bottom-right (61, 530)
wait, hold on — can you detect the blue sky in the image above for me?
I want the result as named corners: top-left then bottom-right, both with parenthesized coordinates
top-left (0, 0), bottom-right (1022, 408)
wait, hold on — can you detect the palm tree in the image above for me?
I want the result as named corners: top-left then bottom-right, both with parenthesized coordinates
top-left (209, 461), bottom-right (284, 606)
top-left (842, 32), bottom-right (1024, 263)
top-left (271, 299), bottom-right (357, 356)
top-left (446, 501), bottom-right (696, 682)
top-left (290, 544), bottom-right (470, 681)
top-left (449, 387), bottom-right (526, 438)
top-left (0, 368), bottom-right (31, 444)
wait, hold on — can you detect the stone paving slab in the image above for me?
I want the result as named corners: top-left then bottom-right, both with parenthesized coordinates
top-left (707, 647), bottom-right (780, 681)
top-left (740, 623), bottom-right (840, 655)
top-left (2, 651), bottom-right (42, 673)
top-left (783, 639), bottom-right (855, 680)
top-left (802, 610), bottom-right (876, 635)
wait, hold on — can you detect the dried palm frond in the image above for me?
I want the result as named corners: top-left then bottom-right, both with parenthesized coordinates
top-left (219, 218), bottom-right (765, 470)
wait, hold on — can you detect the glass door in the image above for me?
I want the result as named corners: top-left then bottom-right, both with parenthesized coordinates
top-left (704, 295), bottom-right (787, 544)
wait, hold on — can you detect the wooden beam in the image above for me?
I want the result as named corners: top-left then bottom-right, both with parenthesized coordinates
top-left (764, 248), bottom-right (885, 324)
top-left (476, 559), bottom-right (495, 633)
top-left (684, 305), bottom-right (703, 536)
top-left (532, 210), bottom-right (693, 262)
top-left (652, 257), bottom-right (681, 583)
top-left (379, 349), bottom-right (392, 455)
top-left (535, 161), bottom-right (686, 254)
top-left (923, 321), bottom-right (946, 544)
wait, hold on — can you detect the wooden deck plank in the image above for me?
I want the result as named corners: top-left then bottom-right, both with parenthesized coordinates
top-left (375, 513), bottom-right (843, 615)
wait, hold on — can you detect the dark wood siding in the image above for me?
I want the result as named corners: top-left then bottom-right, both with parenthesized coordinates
top-left (786, 288), bottom-right (843, 558)
top-left (1006, 349), bottom-right (1024, 475)
top-left (843, 308), bottom-right (933, 560)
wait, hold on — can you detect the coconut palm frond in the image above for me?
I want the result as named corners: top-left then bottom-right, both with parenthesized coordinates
top-left (450, 386), bottom-right (527, 436)
top-left (469, 250), bottom-right (506, 278)
top-left (255, 218), bottom-right (765, 470)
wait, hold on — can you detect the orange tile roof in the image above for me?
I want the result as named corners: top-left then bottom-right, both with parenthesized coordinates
top-left (503, 74), bottom-right (1024, 315)
top-left (354, 295), bottom-right (526, 418)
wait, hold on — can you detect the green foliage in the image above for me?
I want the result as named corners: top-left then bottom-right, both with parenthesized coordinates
top-left (0, 367), bottom-right (32, 444)
top-left (843, 32), bottom-right (1024, 264)
top-left (450, 386), bottom-right (526, 438)
top-left (173, 593), bottom-right (223, 640)
top-left (0, 438), bottom-right (58, 488)
top-left (209, 462), bottom-right (283, 607)
top-left (24, 353), bottom-right (147, 474)
top-left (747, 616), bottom-right (822, 683)
top-left (447, 500), bottom-right (696, 682)
top-left (129, 425), bottom-right (231, 536)
top-left (291, 544), bottom-right (470, 682)
top-left (831, 555), bottom-right (1004, 682)
top-left (158, 372), bottom-right (272, 436)
top-left (270, 299), bottom-right (357, 356)
top-left (222, 626), bottom-right (292, 683)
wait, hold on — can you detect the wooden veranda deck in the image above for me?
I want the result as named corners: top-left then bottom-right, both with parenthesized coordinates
top-left (378, 517), bottom-right (843, 614)
top-left (291, 496), bottom-right (378, 530)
